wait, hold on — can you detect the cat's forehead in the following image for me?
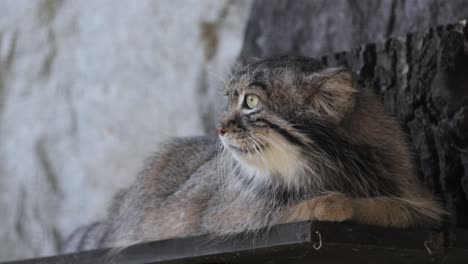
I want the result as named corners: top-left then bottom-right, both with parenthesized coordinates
top-left (228, 66), bottom-right (295, 91)
top-left (228, 68), bottom-right (268, 88)
top-left (228, 56), bottom-right (326, 89)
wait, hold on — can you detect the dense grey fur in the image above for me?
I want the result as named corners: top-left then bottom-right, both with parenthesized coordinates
top-left (63, 56), bottom-right (445, 253)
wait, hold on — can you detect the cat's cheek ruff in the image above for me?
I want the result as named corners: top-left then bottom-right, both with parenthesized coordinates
top-left (231, 132), bottom-right (311, 189)
top-left (218, 119), bottom-right (315, 189)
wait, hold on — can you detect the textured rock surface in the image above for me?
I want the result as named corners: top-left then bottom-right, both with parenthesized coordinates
top-left (0, 0), bottom-right (252, 261)
top-left (241, 0), bottom-right (468, 58)
top-left (241, 0), bottom-right (468, 226)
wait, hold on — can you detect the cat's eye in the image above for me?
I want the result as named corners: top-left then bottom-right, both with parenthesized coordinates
top-left (245, 94), bottom-right (259, 109)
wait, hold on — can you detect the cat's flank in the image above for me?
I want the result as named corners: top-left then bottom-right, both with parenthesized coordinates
top-left (63, 56), bottom-right (445, 253)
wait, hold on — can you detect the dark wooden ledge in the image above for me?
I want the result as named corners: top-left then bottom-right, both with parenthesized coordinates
top-left (3, 221), bottom-right (468, 264)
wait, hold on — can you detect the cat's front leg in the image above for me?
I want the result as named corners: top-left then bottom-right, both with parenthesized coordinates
top-left (285, 192), bottom-right (354, 222)
top-left (285, 192), bottom-right (444, 227)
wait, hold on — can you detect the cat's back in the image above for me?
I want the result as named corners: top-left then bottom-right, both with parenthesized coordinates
top-left (64, 136), bottom-right (220, 251)
top-left (126, 135), bottom-right (221, 242)
top-left (138, 135), bottom-right (220, 200)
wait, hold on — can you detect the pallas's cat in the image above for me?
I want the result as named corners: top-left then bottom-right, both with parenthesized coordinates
top-left (64, 56), bottom-right (445, 252)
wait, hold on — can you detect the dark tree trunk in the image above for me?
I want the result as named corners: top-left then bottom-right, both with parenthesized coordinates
top-left (240, 0), bottom-right (468, 227)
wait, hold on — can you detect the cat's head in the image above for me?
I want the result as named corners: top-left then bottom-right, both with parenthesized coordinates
top-left (218, 56), bottom-right (358, 183)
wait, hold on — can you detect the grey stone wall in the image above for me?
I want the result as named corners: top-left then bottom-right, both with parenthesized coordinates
top-left (241, 0), bottom-right (468, 58)
top-left (0, 0), bottom-right (252, 261)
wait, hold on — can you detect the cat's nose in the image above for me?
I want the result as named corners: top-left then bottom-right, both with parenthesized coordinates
top-left (217, 126), bottom-right (227, 136)
top-left (218, 112), bottom-right (240, 135)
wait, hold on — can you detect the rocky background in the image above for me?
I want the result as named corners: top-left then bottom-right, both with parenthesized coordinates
top-left (1, 0), bottom-right (467, 262)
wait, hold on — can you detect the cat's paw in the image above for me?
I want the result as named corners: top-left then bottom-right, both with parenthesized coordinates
top-left (285, 192), bottom-right (354, 223)
top-left (309, 192), bottom-right (354, 222)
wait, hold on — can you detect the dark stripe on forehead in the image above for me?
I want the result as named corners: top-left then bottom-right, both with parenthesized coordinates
top-left (247, 70), bottom-right (267, 89)
top-left (255, 118), bottom-right (306, 147)
top-left (252, 70), bottom-right (266, 83)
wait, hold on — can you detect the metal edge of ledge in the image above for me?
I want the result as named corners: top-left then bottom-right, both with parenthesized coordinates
top-left (3, 221), bottom-right (467, 264)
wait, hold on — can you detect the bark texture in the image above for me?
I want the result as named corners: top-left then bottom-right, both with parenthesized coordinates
top-left (241, 0), bottom-right (468, 227)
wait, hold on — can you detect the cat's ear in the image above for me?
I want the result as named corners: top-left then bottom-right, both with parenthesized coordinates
top-left (305, 67), bottom-right (358, 123)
